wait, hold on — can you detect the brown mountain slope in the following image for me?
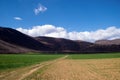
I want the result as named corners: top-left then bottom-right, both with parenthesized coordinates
top-left (0, 27), bottom-right (50, 53)
top-left (35, 36), bottom-right (93, 52)
top-left (0, 39), bottom-right (34, 53)
top-left (95, 39), bottom-right (120, 45)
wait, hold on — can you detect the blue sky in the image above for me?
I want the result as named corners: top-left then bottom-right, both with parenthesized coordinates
top-left (0, 0), bottom-right (120, 42)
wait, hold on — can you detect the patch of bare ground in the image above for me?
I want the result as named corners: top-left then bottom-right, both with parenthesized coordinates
top-left (25, 58), bottom-right (120, 80)
top-left (0, 55), bottom-right (68, 80)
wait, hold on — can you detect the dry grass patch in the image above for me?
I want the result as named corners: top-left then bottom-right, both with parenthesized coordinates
top-left (26, 58), bottom-right (120, 80)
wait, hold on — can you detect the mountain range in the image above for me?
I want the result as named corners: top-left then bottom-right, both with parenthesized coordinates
top-left (0, 27), bottom-right (120, 53)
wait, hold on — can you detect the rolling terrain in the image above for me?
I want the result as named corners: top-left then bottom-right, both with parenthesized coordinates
top-left (0, 26), bottom-right (120, 53)
top-left (0, 27), bottom-right (51, 53)
top-left (95, 39), bottom-right (120, 45)
top-left (35, 36), bottom-right (93, 52)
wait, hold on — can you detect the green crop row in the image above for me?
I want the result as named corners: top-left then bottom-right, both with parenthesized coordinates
top-left (0, 54), bottom-right (63, 70)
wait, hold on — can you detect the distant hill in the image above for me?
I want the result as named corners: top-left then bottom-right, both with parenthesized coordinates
top-left (0, 27), bottom-right (120, 53)
top-left (95, 39), bottom-right (120, 45)
top-left (35, 36), bottom-right (93, 52)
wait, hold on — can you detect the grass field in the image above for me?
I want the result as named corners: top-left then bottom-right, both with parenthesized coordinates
top-left (0, 53), bottom-right (120, 80)
top-left (0, 54), bottom-right (63, 70)
top-left (24, 53), bottom-right (120, 80)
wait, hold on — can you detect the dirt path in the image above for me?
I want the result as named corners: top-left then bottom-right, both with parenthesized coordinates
top-left (24, 58), bottom-right (120, 80)
top-left (0, 55), bottom-right (68, 80)
top-left (19, 55), bottom-right (68, 80)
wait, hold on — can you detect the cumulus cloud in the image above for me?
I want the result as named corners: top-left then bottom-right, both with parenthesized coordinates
top-left (16, 25), bottom-right (120, 42)
top-left (34, 4), bottom-right (47, 15)
top-left (14, 17), bottom-right (22, 20)
top-left (16, 25), bottom-right (67, 38)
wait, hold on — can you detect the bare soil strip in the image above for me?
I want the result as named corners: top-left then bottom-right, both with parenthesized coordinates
top-left (0, 55), bottom-right (68, 80)
top-left (25, 58), bottom-right (120, 80)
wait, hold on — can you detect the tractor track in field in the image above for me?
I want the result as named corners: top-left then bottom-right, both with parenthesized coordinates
top-left (0, 55), bottom-right (68, 80)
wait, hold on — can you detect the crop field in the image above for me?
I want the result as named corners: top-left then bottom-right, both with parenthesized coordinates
top-left (0, 54), bottom-right (64, 70)
top-left (0, 53), bottom-right (120, 80)
top-left (31, 58), bottom-right (120, 80)
top-left (67, 53), bottom-right (120, 59)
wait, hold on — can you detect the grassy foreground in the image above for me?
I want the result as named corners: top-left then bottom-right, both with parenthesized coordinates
top-left (0, 53), bottom-right (120, 70)
top-left (23, 53), bottom-right (120, 80)
top-left (0, 54), bottom-right (63, 70)
top-left (67, 53), bottom-right (120, 59)
top-left (0, 53), bottom-right (120, 80)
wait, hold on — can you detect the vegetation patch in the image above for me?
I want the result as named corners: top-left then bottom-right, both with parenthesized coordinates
top-left (0, 54), bottom-right (63, 70)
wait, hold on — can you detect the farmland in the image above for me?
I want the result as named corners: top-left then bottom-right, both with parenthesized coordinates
top-left (32, 58), bottom-right (120, 80)
top-left (0, 53), bottom-right (120, 80)
top-left (67, 53), bottom-right (120, 59)
top-left (0, 54), bottom-right (64, 70)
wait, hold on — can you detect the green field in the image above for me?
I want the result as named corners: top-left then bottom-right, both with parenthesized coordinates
top-left (0, 53), bottom-right (120, 70)
top-left (0, 53), bottom-right (120, 80)
top-left (67, 53), bottom-right (120, 59)
top-left (0, 54), bottom-right (63, 70)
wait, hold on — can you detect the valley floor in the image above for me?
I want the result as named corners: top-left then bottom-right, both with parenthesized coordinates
top-left (0, 55), bottom-right (120, 80)
top-left (24, 58), bottom-right (120, 80)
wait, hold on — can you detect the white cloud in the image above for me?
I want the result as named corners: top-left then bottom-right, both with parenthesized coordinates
top-left (34, 4), bottom-right (47, 15)
top-left (16, 25), bottom-right (67, 38)
top-left (16, 25), bottom-right (120, 42)
top-left (14, 17), bottom-right (22, 20)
